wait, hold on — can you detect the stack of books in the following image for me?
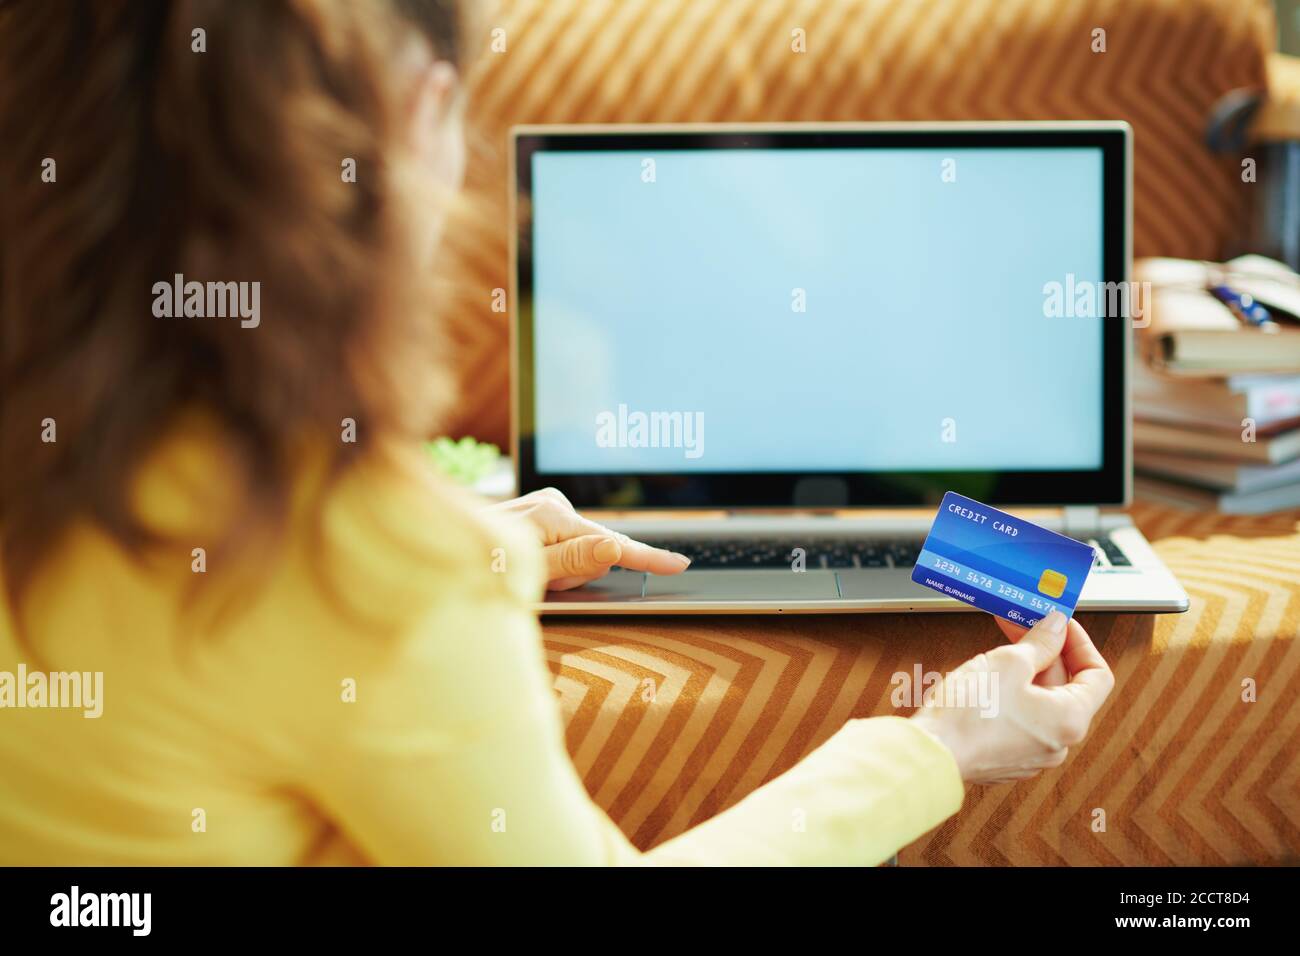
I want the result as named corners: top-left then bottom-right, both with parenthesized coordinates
top-left (1133, 256), bottom-right (1300, 514)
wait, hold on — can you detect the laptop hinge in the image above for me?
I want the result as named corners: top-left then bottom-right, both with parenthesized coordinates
top-left (1061, 505), bottom-right (1103, 539)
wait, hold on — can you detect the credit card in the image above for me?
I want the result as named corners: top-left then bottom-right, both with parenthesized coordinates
top-left (910, 491), bottom-right (1097, 628)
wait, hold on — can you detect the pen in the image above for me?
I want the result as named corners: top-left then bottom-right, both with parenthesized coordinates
top-left (1208, 283), bottom-right (1277, 330)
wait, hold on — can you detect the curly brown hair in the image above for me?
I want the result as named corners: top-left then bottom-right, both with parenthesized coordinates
top-left (0, 0), bottom-right (465, 616)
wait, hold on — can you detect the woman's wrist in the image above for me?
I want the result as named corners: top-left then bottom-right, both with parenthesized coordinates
top-left (909, 710), bottom-right (969, 783)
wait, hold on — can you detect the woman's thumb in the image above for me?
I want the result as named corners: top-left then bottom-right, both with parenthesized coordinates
top-left (1017, 610), bottom-right (1070, 674)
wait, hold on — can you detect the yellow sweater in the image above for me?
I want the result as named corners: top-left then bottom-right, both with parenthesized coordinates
top-left (0, 423), bottom-right (962, 865)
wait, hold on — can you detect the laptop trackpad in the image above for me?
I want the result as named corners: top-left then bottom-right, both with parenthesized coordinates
top-left (643, 570), bottom-right (839, 601)
top-left (546, 568), bottom-right (647, 604)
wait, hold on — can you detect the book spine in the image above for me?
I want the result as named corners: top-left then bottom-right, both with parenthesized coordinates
top-left (1246, 382), bottom-right (1300, 423)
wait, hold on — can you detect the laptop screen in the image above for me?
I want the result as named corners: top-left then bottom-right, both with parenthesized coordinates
top-left (514, 126), bottom-right (1129, 507)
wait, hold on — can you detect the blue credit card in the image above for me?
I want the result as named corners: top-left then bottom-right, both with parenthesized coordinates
top-left (911, 491), bottom-right (1097, 628)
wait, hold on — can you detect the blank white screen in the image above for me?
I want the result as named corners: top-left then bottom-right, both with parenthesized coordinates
top-left (531, 146), bottom-right (1105, 473)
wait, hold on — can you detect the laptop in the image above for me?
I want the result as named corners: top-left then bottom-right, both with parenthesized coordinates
top-left (509, 121), bottom-right (1190, 615)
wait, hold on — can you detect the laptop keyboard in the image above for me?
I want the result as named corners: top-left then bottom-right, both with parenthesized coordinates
top-left (637, 535), bottom-right (1132, 570)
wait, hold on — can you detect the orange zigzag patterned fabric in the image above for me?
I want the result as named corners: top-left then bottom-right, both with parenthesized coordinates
top-left (542, 504), bottom-right (1300, 865)
top-left (439, 0), bottom-right (1278, 447)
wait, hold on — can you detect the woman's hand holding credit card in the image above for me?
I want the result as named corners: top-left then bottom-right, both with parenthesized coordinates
top-left (909, 609), bottom-right (1116, 784)
top-left (907, 492), bottom-right (1115, 784)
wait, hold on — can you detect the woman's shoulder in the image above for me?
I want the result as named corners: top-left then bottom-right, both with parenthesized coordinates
top-left (305, 442), bottom-right (544, 632)
top-left (126, 418), bottom-right (541, 639)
